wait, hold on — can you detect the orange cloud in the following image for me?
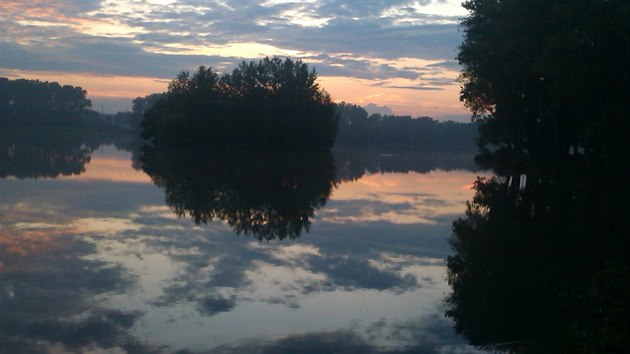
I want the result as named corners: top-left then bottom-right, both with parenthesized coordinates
top-left (318, 75), bottom-right (467, 118)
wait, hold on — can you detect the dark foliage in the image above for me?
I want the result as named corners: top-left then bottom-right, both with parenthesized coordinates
top-left (0, 130), bottom-right (141, 179)
top-left (139, 146), bottom-right (337, 240)
top-left (448, 1), bottom-right (630, 352)
top-left (140, 58), bottom-right (338, 149)
top-left (333, 146), bottom-right (477, 182)
top-left (458, 0), bottom-right (630, 167)
top-left (447, 167), bottom-right (630, 352)
top-left (0, 77), bottom-right (92, 126)
top-left (336, 102), bottom-right (477, 147)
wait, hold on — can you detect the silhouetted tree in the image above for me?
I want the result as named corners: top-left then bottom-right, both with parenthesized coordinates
top-left (0, 77), bottom-right (92, 126)
top-left (141, 58), bottom-right (338, 149)
top-left (458, 0), bottom-right (630, 167)
top-left (132, 93), bottom-right (165, 116)
top-left (449, 2), bottom-right (630, 351)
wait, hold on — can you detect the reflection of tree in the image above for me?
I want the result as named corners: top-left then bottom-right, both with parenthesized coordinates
top-left (0, 131), bottom-right (144, 179)
top-left (446, 168), bottom-right (630, 352)
top-left (333, 146), bottom-right (477, 182)
top-left (140, 146), bottom-right (337, 240)
top-left (0, 131), bottom-right (95, 178)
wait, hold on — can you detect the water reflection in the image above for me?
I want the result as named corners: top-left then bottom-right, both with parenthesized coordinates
top-left (446, 158), bottom-right (630, 352)
top-left (0, 131), bottom-right (95, 178)
top-left (0, 131), bottom-right (142, 179)
top-left (334, 147), bottom-right (478, 182)
top-left (0, 223), bottom-right (142, 352)
top-left (0, 136), bottom-right (483, 353)
top-left (139, 146), bottom-right (337, 240)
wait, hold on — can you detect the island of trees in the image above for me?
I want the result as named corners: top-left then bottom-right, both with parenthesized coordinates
top-left (141, 57), bottom-right (338, 149)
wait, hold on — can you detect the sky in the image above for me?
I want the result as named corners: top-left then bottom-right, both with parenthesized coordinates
top-left (0, 0), bottom-right (470, 120)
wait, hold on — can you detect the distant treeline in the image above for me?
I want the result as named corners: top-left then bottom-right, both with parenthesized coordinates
top-left (1, 71), bottom-right (478, 148)
top-left (336, 102), bottom-right (477, 147)
top-left (0, 77), bottom-right (130, 131)
top-left (0, 77), bottom-right (92, 125)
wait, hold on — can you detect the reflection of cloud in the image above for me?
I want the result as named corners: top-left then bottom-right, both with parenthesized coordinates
top-left (0, 309), bottom-right (151, 354)
top-left (0, 144), bottom-right (483, 351)
top-left (73, 217), bottom-right (141, 234)
top-left (68, 156), bottom-right (152, 183)
top-left (317, 197), bottom-right (455, 225)
top-left (184, 312), bottom-right (475, 354)
top-left (0, 221), bottom-right (139, 352)
top-left (198, 294), bottom-right (237, 316)
top-left (306, 255), bottom-right (418, 292)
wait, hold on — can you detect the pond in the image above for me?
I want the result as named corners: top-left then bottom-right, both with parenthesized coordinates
top-left (0, 133), bottom-right (484, 353)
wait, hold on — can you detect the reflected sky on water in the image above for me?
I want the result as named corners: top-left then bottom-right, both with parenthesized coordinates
top-left (0, 142), bottom-right (485, 353)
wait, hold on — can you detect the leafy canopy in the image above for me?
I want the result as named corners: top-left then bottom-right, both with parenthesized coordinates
top-left (141, 57), bottom-right (338, 149)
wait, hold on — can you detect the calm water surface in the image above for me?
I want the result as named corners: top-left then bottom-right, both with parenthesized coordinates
top-left (0, 137), bottom-right (484, 353)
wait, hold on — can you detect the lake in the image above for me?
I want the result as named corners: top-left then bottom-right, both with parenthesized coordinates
top-left (0, 134), bottom-right (485, 353)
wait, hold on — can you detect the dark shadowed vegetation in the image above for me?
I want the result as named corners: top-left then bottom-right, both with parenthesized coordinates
top-left (0, 77), bottom-right (140, 132)
top-left (0, 77), bottom-right (92, 126)
top-left (336, 102), bottom-right (477, 147)
top-left (141, 57), bottom-right (337, 149)
top-left (0, 130), bottom-right (141, 179)
top-left (333, 146), bottom-right (477, 183)
top-left (139, 146), bottom-right (337, 240)
top-left (457, 0), bottom-right (630, 169)
top-left (447, 1), bottom-right (630, 352)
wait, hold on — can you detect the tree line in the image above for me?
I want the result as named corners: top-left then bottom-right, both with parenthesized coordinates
top-left (0, 77), bottom-right (135, 131)
top-left (0, 77), bottom-right (92, 126)
top-left (335, 102), bottom-right (476, 147)
top-left (1, 63), bottom-right (478, 149)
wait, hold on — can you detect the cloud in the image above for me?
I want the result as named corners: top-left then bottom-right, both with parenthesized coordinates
top-left (385, 85), bottom-right (445, 91)
top-left (364, 103), bottom-right (395, 115)
top-left (0, 0), bottom-right (464, 83)
top-left (0, 39), bottom-right (234, 78)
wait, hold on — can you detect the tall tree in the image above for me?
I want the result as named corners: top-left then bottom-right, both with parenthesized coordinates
top-left (450, 2), bottom-right (630, 350)
top-left (458, 0), bottom-right (630, 167)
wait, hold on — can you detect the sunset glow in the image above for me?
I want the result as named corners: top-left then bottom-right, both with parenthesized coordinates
top-left (1, 0), bottom-right (469, 118)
